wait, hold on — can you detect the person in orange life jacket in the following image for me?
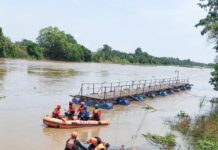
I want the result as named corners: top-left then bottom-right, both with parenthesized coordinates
top-left (87, 137), bottom-right (98, 150)
top-left (91, 104), bottom-right (101, 121)
top-left (80, 105), bottom-right (90, 120)
top-left (92, 137), bottom-right (109, 150)
top-left (52, 105), bottom-right (62, 119)
top-left (65, 101), bottom-right (75, 119)
top-left (77, 102), bottom-right (86, 119)
top-left (95, 143), bottom-right (106, 150)
top-left (65, 131), bottom-right (87, 150)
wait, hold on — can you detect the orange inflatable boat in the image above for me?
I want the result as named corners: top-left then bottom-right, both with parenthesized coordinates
top-left (43, 116), bottom-right (110, 128)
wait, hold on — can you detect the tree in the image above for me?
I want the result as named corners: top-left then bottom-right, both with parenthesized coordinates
top-left (135, 47), bottom-right (142, 56)
top-left (19, 39), bottom-right (43, 59)
top-left (37, 26), bottom-right (67, 60)
top-left (196, 0), bottom-right (218, 90)
top-left (37, 26), bottom-right (85, 61)
top-left (81, 45), bottom-right (92, 62)
top-left (0, 27), bottom-right (6, 57)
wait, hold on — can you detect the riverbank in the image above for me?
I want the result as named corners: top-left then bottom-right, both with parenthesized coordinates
top-left (171, 99), bottom-right (218, 150)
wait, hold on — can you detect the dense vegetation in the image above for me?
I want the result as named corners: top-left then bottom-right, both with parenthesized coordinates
top-left (196, 0), bottom-right (218, 89)
top-left (0, 26), bottom-right (210, 67)
top-left (171, 102), bottom-right (218, 150)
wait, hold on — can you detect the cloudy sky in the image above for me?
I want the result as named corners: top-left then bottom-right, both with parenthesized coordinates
top-left (0, 0), bottom-right (216, 63)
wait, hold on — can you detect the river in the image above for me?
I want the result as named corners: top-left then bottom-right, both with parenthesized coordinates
top-left (0, 59), bottom-right (217, 150)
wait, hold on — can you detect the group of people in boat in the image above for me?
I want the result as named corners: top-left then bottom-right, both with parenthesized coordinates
top-left (65, 131), bottom-right (109, 150)
top-left (52, 101), bottom-right (102, 121)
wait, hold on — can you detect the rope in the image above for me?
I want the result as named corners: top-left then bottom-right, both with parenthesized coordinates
top-left (129, 99), bottom-right (156, 148)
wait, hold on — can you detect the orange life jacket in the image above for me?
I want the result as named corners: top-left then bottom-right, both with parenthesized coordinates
top-left (93, 109), bottom-right (101, 121)
top-left (52, 108), bottom-right (61, 118)
top-left (95, 143), bottom-right (106, 150)
top-left (68, 105), bottom-right (75, 113)
top-left (77, 105), bottom-right (84, 113)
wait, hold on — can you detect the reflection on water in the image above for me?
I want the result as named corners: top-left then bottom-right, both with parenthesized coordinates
top-left (0, 59), bottom-right (218, 150)
top-left (28, 67), bottom-right (78, 78)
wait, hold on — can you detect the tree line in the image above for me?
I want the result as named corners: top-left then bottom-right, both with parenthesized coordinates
top-left (196, 0), bottom-right (218, 90)
top-left (0, 26), bottom-right (211, 67)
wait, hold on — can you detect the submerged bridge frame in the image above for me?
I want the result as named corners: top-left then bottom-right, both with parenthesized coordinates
top-left (76, 77), bottom-right (192, 102)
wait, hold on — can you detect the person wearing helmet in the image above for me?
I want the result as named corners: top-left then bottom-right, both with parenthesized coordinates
top-left (91, 104), bottom-right (101, 121)
top-left (52, 105), bottom-right (62, 119)
top-left (87, 137), bottom-right (98, 150)
top-left (65, 101), bottom-right (75, 119)
top-left (80, 105), bottom-right (90, 120)
top-left (65, 131), bottom-right (87, 150)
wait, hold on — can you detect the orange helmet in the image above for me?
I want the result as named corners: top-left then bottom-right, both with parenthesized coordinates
top-left (71, 131), bottom-right (78, 138)
top-left (57, 105), bottom-right (61, 109)
top-left (80, 102), bottom-right (85, 105)
top-left (90, 137), bottom-right (97, 145)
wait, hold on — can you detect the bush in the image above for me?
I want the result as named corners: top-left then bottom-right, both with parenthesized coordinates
top-left (143, 133), bottom-right (176, 149)
top-left (196, 140), bottom-right (218, 150)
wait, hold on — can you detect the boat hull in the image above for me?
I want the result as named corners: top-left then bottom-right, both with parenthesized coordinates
top-left (43, 116), bottom-right (110, 129)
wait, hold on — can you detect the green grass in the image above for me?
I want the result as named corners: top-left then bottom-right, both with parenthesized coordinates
top-left (143, 133), bottom-right (176, 150)
top-left (171, 111), bottom-right (191, 134)
top-left (171, 106), bottom-right (218, 150)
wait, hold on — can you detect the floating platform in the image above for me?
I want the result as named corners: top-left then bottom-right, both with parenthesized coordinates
top-left (72, 78), bottom-right (193, 108)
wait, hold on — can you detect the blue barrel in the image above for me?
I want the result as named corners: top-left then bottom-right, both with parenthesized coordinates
top-left (185, 85), bottom-right (192, 90)
top-left (167, 90), bottom-right (175, 94)
top-left (159, 91), bottom-right (167, 96)
top-left (180, 86), bottom-right (187, 90)
top-left (86, 99), bottom-right (94, 106)
top-left (136, 96), bottom-right (144, 101)
top-left (72, 97), bottom-right (83, 105)
top-left (117, 98), bottom-right (130, 105)
top-left (147, 93), bottom-right (156, 98)
top-left (100, 102), bottom-right (113, 110)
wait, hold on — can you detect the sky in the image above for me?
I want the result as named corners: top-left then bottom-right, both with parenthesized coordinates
top-left (0, 0), bottom-right (216, 63)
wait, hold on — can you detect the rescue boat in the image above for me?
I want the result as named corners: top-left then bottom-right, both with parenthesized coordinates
top-left (43, 116), bottom-right (110, 128)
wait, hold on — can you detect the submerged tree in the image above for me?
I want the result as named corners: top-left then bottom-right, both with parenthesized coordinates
top-left (196, 0), bottom-right (218, 90)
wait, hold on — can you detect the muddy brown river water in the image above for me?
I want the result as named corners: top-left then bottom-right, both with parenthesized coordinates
top-left (0, 59), bottom-right (217, 150)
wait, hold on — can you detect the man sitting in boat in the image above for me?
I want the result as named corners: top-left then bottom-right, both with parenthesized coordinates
top-left (77, 102), bottom-right (86, 119)
top-left (65, 101), bottom-right (75, 119)
top-left (91, 104), bottom-right (102, 121)
top-left (80, 105), bottom-right (90, 120)
top-left (65, 131), bottom-right (87, 150)
top-left (52, 104), bottom-right (62, 119)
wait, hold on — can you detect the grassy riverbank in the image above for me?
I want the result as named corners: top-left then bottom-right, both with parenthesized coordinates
top-left (171, 101), bottom-right (218, 150)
